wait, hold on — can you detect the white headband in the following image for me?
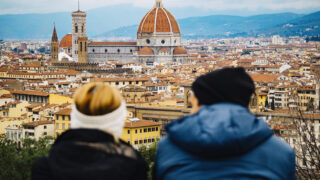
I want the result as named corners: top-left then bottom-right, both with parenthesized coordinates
top-left (71, 101), bottom-right (127, 138)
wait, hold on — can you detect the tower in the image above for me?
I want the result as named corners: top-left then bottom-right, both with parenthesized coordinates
top-left (51, 24), bottom-right (59, 62)
top-left (72, 2), bottom-right (87, 62)
top-left (78, 37), bottom-right (88, 63)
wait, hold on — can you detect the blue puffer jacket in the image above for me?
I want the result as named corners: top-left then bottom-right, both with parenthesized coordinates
top-left (155, 103), bottom-right (295, 180)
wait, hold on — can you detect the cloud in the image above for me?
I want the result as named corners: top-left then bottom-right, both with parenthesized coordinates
top-left (0, 0), bottom-right (320, 15)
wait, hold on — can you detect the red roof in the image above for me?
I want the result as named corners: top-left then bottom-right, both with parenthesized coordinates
top-left (11, 90), bottom-right (49, 97)
top-left (138, 8), bottom-right (180, 34)
top-left (173, 47), bottom-right (187, 55)
top-left (60, 34), bottom-right (72, 48)
top-left (23, 121), bottom-right (53, 127)
top-left (138, 47), bottom-right (154, 56)
top-left (55, 108), bottom-right (72, 116)
top-left (124, 120), bottom-right (160, 128)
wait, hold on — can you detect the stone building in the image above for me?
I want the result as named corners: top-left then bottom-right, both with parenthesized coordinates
top-left (52, 0), bottom-right (188, 65)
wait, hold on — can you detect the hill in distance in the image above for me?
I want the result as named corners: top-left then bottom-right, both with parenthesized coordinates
top-left (0, 4), bottom-right (319, 40)
top-left (100, 12), bottom-right (320, 39)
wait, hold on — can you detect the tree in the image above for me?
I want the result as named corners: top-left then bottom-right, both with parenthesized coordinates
top-left (138, 142), bottom-right (158, 180)
top-left (0, 135), bottom-right (52, 180)
top-left (291, 111), bottom-right (320, 180)
top-left (306, 98), bottom-right (315, 112)
top-left (241, 51), bottom-right (251, 56)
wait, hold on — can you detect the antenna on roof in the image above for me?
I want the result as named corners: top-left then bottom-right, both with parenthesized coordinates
top-left (78, 0), bottom-right (80, 11)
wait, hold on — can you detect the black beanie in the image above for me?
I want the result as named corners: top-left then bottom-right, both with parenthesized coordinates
top-left (191, 67), bottom-right (255, 107)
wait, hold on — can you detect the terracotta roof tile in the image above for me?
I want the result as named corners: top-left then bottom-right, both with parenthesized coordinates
top-left (55, 108), bottom-right (72, 115)
top-left (11, 90), bottom-right (49, 96)
top-left (173, 47), bottom-right (187, 55)
top-left (59, 34), bottom-right (72, 48)
top-left (138, 8), bottom-right (180, 34)
top-left (138, 47), bottom-right (154, 56)
top-left (23, 120), bottom-right (53, 127)
top-left (124, 120), bottom-right (160, 128)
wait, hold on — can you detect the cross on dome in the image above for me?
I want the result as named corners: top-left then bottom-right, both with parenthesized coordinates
top-left (154, 0), bottom-right (164, 8)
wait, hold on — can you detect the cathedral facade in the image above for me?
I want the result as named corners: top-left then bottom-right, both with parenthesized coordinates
top-left (52, 0), bottom-right (188, 65)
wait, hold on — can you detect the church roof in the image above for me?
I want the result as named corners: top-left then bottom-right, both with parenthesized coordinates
top-left (159, 47), bottom-right (168, 51)
top-left (173, 47), bottom-right (187, 55)
top-left (138, 47), bottom-right (154, 56)
top-left (138, 0), bottom-right (180, 34)
top-left (60, 34), bottom-right (72, 48)
top-left (51, 25), bottom-right (58, 42)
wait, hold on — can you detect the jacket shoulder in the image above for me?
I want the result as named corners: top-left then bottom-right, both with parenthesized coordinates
top-left (250, 135), bottom-right (295, 179)
top-left (32, 157), bottom-right (52, 180)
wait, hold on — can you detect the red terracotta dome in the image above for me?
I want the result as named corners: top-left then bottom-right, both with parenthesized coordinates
top-left (138, 1), bottom-right (180, 34)
top-left (159, 47), bottom-right (168, 51)
top-left (173, 47), bottom-right (187, 55)
top-left (138, 47), bottom-right (154, 56)
top-left (59, 34), bottom-right (72, 48)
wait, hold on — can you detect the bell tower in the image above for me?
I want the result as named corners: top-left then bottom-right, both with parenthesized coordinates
top-left (51, 24), bottom-right (59, 62)
top-left (72, 1), bottom-right (87, 62)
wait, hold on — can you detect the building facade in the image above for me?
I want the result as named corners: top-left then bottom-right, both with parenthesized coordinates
top-left (52, 0), bottom-right (188, 65)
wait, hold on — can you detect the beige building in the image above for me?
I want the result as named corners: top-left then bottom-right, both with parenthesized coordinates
top-left (0, 117), bottom-right (28, 135)
top-left (22, 121), bottom-right (55, 140)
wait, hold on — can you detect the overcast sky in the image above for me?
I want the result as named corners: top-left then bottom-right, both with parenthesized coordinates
top-left (1, 0), bottom-right (320, 15)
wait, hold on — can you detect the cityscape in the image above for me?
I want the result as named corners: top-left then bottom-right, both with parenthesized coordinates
top-left (1, 0), bottom-right (320, 179)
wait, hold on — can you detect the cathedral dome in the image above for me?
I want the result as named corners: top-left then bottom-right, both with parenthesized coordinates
top-left (137, 0), bottom-right (180, 34)
top-left (138, 47), bottom-right (154, 56)
top-left (173, 47), bottom-right (187, 55)
top-left (60, 34), bottom-right (72, 48)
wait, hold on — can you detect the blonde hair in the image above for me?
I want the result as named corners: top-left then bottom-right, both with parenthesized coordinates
top-left (74, 82), bottom-right (122, 116)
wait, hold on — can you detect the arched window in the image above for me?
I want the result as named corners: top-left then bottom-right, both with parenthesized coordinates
top-left (118, 49), bottom-right (120, 53)
top-left (105, 49), bottom-right (108, 53)
top-left (146, 39), bottom-right (150, 44)
top-left (80, 42), bottom-right (82, 52)
top-left (130, 49), bottom-right (133, 53)
top-left (161, 40), bottom-right (165, 44)
top-left (92, 49), bottom-right (95, 53)
top-left (81, 26), bottom-right (84, 33)
top-left (75, 26), bottom-right (78, 33)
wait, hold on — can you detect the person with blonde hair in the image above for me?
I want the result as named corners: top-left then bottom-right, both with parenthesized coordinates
top-left (32, 82), bottom-right (148, 180)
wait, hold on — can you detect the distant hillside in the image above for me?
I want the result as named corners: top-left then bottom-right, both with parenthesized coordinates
top-left (0, 4), bottom-right (148, 40)
top-left (1, 6), bottom-right (320, 40)
top-left (0, 4), bottom-right (226, 40)
top-left (99, 13), bottom-right (306, 39)
top-left (258, 11), bottom-right (320, 37)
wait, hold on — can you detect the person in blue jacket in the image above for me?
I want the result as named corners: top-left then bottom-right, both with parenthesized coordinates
top-left (154, 67), bottom-right (295, 180)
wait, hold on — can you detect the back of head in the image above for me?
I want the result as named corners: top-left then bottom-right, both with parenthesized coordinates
top-left (71, 82), bottom-right (126, 138)
top-left (74, 82), bottom-right (122, 116)
top-left (192, 67), bottom-right (255, 107)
